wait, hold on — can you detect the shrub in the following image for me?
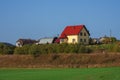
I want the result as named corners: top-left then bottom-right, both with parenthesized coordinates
top-left (77, 45), bottom-right (92, 53)
top-left (0, 43), bottom-right (15, 54)
top-left (28, 44), bottom-right (42, 57)
top-left (14, 45), bottom-right (30, 54)
top-left (13, 43), bottom-right (120, 55)
top-left (14, 47), bottom-right (23, 54)
top-left (112, 44), bottom-right (120, 52)
top-left (64, 44), bottom-right (74, 53)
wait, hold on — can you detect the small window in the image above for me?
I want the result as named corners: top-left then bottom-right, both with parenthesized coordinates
top-left (72, 39), bottom-right (76, 43)
top-left (84, 33), bottom-right (86, 36)
top-left (80, 32), bottom-right (83, 36)
top-left (80, 39), bottom-right (82, 42)
top-left (84, 39), bottom-right (86, 42)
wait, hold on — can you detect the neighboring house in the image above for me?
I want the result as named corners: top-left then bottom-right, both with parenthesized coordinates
top-left (37, 37), bottom-right (58, 44)
top-left (99, 36), bottom-right (112, 44)
top-left (16, 39), bottom-right (37, 47)
top-left (90, 38), bottom-right (100, 44)
top-left (59, 25), bottom-right (90, 44)
top-left (90, 36), bottom-right (117, 45)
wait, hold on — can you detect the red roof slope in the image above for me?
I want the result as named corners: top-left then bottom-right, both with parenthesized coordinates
top-left (59, 25), bottom-right (89, 39)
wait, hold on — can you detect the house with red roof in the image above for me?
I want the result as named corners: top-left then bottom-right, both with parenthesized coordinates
top-left (59, 25), bottom-right (90, 44)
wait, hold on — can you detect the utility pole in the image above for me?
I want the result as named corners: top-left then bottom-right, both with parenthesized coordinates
top-left (110, 29), bottom-right (112, 38)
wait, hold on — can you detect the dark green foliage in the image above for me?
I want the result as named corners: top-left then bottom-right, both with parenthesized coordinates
top-left (14, 44), bottom-right (92, 55)
top-left (89, 43), bottom-right (120, 53)
top-left (13, 43), bottom-right (120, 55)
top-left (29, 44), bottom-right (40, 55)
top-left (0, 43), bottom-right (15, 54)
top-left (1, 42), bottom-right (120, 55)
top-left (112, 44), bottom-right (120, 52)
top-left (28, 44), bottom-right (46, 57)
top-left (14, 45), bottom-right (30, 54)
top-left (77, 46), bottom-right (92, 53)
top-left (110, 37), bottom-right (117, 43)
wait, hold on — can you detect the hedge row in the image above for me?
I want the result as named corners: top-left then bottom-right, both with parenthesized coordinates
top-left (1, 43), bottom-right (120, 55)
top-left (89, 43), bottom-right (120, 53)
top-left (14, 44), bottom-right (92, 55)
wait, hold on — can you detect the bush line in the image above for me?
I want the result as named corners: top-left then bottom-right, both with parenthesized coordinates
top-left (0, 43), bottom-right (120, 55)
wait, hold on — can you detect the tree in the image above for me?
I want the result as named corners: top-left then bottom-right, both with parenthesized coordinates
top-left (0, 43), bottom-right (15, 54)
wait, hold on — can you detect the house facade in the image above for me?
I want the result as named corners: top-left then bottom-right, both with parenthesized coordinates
top-left (16, 39), bottom-right (37, 47)
top-left (59, 25), bottom-right (90, 44)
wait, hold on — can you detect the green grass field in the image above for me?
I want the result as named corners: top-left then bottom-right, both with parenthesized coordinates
top-left (0, 67), bottom-right (120, 80)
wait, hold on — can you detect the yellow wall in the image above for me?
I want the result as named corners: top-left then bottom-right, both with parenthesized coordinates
top-left (67, 35), bottom-right (78, 44)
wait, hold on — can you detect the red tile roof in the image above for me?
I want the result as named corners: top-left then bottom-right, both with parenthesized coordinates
top-left (59, 25), bottom-right (89, 39)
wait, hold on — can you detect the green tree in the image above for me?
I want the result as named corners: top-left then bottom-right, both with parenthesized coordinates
top-left (0, 43), bottom-right (15, 54)
top-left (29, 44), bottom-right (41, 56)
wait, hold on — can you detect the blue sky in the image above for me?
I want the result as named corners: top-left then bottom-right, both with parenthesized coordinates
top-left (0, 0), bottom-right (120, 44)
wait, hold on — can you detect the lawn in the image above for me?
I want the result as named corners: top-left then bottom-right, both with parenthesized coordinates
top-left (0, 67), bottom-right (120, 80)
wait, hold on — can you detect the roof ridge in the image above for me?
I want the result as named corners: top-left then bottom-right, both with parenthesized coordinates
top-left (59, 25), bottom-right (85, 39)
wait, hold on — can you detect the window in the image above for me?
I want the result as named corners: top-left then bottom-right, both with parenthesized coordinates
top-left (72, 39), bottom-right (76, 43)
top-left (80, 39), bottom-right (83, 42)
top-left (84, 33), bottom-right (86, 36)
top-left (84, 39), bottom-right (86, 42)
top-left (80, 32), bottom-right (83, 36)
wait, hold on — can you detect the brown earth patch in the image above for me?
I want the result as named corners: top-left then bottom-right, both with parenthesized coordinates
top-left (0, 53), bottom-right (120, 68)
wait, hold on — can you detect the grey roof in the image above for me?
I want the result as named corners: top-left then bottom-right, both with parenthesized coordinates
top-left (38, 37), bottom-right (54, 44)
